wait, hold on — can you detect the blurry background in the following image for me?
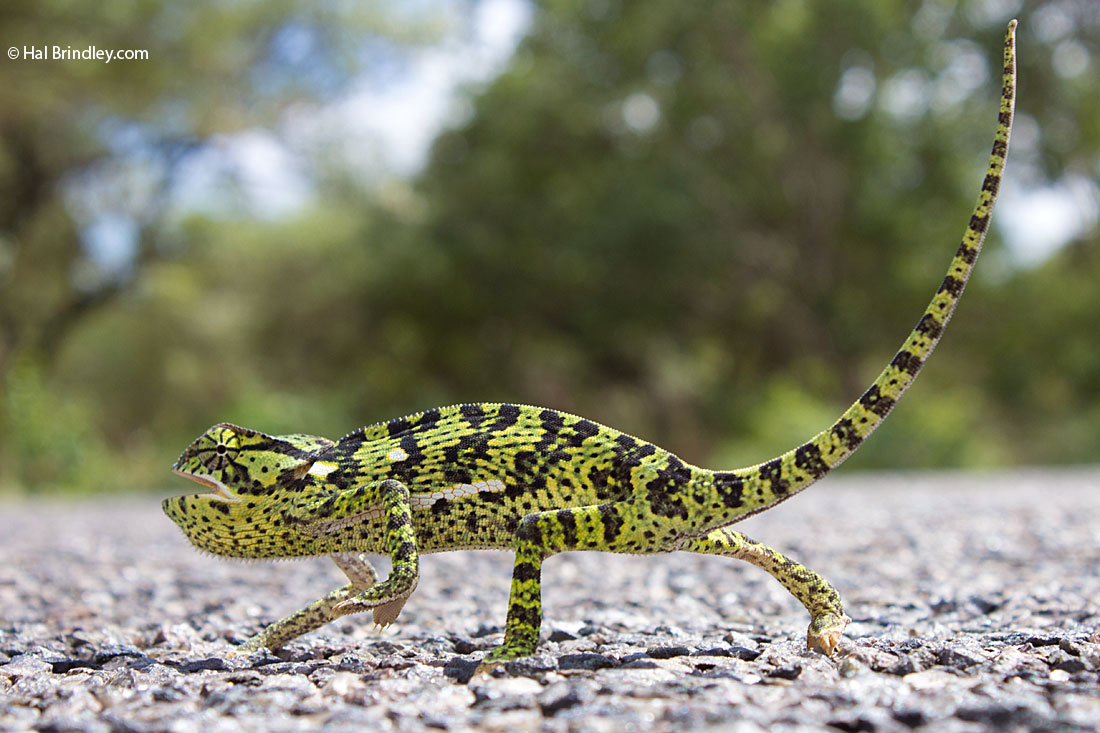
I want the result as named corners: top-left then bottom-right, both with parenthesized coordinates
top-left (0, 0), bottom-right (1097, 495)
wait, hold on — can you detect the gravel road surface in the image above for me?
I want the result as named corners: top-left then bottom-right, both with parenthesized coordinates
top-left (2, 469), bottom-right (1099, 731)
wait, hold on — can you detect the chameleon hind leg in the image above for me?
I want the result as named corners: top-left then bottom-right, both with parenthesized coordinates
top-left (240, 552), bottom-right (394, 652)
top-left (679, 528), bottom-right (849, 655)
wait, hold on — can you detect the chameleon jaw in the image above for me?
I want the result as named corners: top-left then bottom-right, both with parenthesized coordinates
top-left (171, 468), bottom-right (241, 503)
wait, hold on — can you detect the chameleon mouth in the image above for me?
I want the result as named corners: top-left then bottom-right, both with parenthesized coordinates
top-left (171, 468), bottom-right (241, 503)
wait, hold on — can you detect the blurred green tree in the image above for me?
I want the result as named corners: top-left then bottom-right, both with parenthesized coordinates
top-left (3, 0), bottom-right (1098, 494)
top-left (375, 0), bottom-right (1100, 467)
top-left (0, 0), bottom-right (444, 490)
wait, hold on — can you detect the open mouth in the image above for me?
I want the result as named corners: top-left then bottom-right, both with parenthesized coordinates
top-left (172, 468), bottom-right (241, 503)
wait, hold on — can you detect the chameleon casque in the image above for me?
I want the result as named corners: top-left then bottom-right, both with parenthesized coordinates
top-left (164, 22), bottom-right (1016, 665)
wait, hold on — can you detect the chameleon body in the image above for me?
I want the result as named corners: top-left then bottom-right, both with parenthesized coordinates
top-left (164, 23), bottom-right (1016, 664)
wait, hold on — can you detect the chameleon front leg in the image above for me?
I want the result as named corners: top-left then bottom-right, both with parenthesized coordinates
top-left (332, 551), bottom-right (411, 627)
top-left (239, 552), bottom-right (380, 652)
top-left (241, 480), bottom-right (420, 651)
top-left (679, 528), bottom-right (849, 655)
top-left (296, 478), bottom-right (420, 621)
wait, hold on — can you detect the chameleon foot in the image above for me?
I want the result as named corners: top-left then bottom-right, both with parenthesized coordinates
top-left (806, 613), bottom-right (850, 655)
top-left (472, 644), bottom-right (528, 676)
top-left (370, 596), bottom-right (409, 627)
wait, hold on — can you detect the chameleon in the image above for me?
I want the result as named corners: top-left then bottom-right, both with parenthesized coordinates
top-left (164, 21), bottom-right (1016, 665)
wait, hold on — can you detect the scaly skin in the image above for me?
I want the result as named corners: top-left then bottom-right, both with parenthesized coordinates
top-left (163, 22), bottom-right (1016, 665)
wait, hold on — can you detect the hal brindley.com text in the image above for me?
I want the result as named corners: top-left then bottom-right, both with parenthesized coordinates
top-left (19, 45), bottom-right (149, 63)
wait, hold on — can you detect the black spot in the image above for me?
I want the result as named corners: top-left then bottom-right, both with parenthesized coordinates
top-left (460, 404), bottom-right (487, 428)
top-left (481, 489), bottom-right (506, 505)
top-left (794, 443), bottom-right (828, 480)
top-left (416, 408), bottom-right (442, 429)
top-left (460, 433), bottom-right (493, 462)
top-left (465, 512), bottom-right (480, 533)
top-left (859, 385), bottom-right (896, 418)
top-left (890, 350), bottom-right (922, 376)
top-left (516, 516), bottom-right (542, 545)
top-left (608, 450), bottom-right (643, 490)
top-left (444, 466), bottom-right (473, 485)
top-left (587, 465), bottom-right (611, 491)
top-left (544, 449), bottom-right (570, 464)
top-left (387, 418), bottom-right (410, 438)
top-left (939, 275), bottom-right (964, 296)
top-left (713, 472), bottom-right (744, 508)
top-left (487, 404), bottom-right (522, 432)
top-left (527, 472), bottom-right (548, 492)
top-left (561, 418), bottom-right (599, 448)
top-left (614, 434), bottom-right (638, 451)
top-left (513, 561), bottom-right (540, 583)
top-left (513, 450), bottom-right (538, 477)
top-left (430, 498), bottom-right (451, 515)
top-left (969, 212), bottom-right (990, 232)
top-left (956, 242), bottom-right (977, 263)
top-left (399, 434), bottom-right (425, 466)
top-left (915, 313), bottom-right (943, 339)
top-left (572, 419), bottom-right (600, 439)
top-left (827, 420), bottom-right (862, 449)
top-left (556, 509), bottom-right (579, 548)
top-left (981, 174), bottom-right (1000, 194)
top-left (758, 459), bottom-right (789, 495)
top-left (314, 495), bottom-right (337, 518)
top-left (992, 139), bottom-right (1007, 159)
top-left (599, 504), bottom-right (624, 545)
top-left (646, 474), bottom-right (687, 520)
top-left (510, 603), bottom-right (541, 629)
top-left (535, 410), bottom-right (566, 451)
top-left (395, 540), bottom-right (416, 561)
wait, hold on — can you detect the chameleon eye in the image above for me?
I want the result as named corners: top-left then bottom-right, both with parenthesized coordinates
top-left (216, 445), bottom-right (228, 455)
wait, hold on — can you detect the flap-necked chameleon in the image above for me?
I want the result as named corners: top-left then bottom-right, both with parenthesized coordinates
top-left (164, 21), bottom-right (1016, 665)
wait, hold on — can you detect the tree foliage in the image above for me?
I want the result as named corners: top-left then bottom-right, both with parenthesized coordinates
top-left (2, 0), bottom-right (1098, 493)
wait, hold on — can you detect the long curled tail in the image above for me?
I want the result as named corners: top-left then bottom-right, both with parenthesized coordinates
top-left (718, 20), bottom-right (1016, 516)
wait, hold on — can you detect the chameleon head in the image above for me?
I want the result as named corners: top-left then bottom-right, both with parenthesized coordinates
top-left (163, 423), bottom-right (335, 558)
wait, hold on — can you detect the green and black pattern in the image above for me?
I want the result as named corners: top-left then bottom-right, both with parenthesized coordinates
top-left (164, 22), bottom-right (1017, 664)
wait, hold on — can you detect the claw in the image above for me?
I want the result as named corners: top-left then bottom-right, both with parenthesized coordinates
top-left (333, 599), bottom-right (364, 617)
top-left (807, 613), bottom-right (850, 656)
